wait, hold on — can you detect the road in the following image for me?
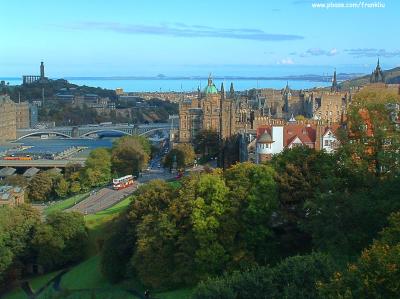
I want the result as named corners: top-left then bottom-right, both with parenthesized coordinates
top-left (67, 184), bottom-right (138, 214)
top-left (66, 142), bottom-right (176, 215)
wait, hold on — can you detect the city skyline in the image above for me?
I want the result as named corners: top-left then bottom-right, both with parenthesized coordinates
top-left (1, 0), bottom-right (399, 76)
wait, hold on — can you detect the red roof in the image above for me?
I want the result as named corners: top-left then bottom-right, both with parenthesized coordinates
top-left (284, 124), bottom-right (316, 147)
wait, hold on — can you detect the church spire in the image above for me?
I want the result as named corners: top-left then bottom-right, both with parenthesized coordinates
top-left (220, 82), bottom-right (225, 100)
top-left (331, 68), bottom-right (338, 92)
top-left (229, 82), bottom-right (234, 98)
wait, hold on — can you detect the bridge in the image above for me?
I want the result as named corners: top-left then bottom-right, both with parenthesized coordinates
top-left (16, 122), bottom-right (178, 140)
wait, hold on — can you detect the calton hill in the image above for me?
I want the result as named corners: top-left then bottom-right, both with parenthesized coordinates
top-left (3, 79), bottom-right (178, 125)
top-left (1, 83), bottom-right (400, 299)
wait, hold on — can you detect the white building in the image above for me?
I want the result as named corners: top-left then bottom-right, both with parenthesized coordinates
top-left (256, 126), bottom-right (283, 163)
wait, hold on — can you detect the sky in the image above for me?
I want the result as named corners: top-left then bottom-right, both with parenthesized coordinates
top-left (1, 0), bottom-right (399, 77)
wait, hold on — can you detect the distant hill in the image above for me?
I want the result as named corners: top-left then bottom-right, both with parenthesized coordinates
top-left (4, 79), bottom-right (117, 102)
top-left (340, 66), bottom-right (400, 89)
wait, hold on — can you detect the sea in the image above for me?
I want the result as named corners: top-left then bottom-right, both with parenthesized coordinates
top-left (1, 77), bottom-right (334, 92)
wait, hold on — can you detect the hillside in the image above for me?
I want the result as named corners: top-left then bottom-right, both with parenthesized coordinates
top-left (340, 66), bottom-right (400, 89)
top-left (4, 79), bottom-right (117, 102)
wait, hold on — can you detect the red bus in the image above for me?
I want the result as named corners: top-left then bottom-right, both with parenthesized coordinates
top-left (3, 156), bottom-right (32, 161)
top-left (112, 175), bottom-right (134, 190)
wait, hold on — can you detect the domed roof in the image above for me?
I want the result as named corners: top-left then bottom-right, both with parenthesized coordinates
top-left (204, 74), bottom-right (218, 94)
top-left (204, 84), bottom-right (218, 94)
top-left (258, 131), bottom-right (273, 143)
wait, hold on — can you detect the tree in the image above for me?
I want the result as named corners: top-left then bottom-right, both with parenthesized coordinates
top-left (190, 172), bottom-right (230, 277)
top-left (82, 148), bottom-right (112, 187)
top-left (54, 177), bottom-right (70, 198)
top-left (111, 136), bottom-right (150, 176)
top-left (28, 172), bottom-right (53, 201)
top-left (32, 211), bottom-right (88, 271)
top-left (271, 147), bottom-right (337, 256)
top-left (320, 212), bottom-right (400, 298)
top-left (70, 181), bottom-right (81, 194)
top-left (343, 86), bottom-right (400, 178)
top-left (102, 181), bottom-right (176, 286)
top-left (163, 143), bottom-right (196, 170)
top-left (0, 205), bottom-right (41, 288)
top-left (194, 130), bottom-right (219, 157)
top-left (223, 162), bottom-right (278, 265)
top-left (192, 252), bottom-right (336, 299)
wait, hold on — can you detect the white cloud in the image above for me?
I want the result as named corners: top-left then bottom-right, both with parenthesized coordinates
top-left (277, 58), bottom-right (295, 65)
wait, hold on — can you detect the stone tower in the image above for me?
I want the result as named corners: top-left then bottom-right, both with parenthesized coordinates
top-left (40, 61), bottom-right (45, 79)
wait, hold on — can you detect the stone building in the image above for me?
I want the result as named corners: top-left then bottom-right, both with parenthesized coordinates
top-left (302, 91), bottom-right (350, 123)
top-left (0, 185), bottom-right (25, 207)
top-left (0, 95), bottom-right (17, 141)
top-left (15, 102), bottom-right (30, 129)
top-left (179, 75), bottom-right (236, 143)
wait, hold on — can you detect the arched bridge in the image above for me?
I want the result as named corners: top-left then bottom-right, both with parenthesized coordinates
top-left (16, 123), bottom-right (178, 140)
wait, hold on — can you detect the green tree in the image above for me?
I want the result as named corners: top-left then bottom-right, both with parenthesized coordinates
top-left (28, 172), bottom-right (53, 201)
top-left (32, 211), bottom-right (88, 271)
top-left (190, 172), bottom-right (230, 277)
top-left (194, 129), bottom-right (219, 157)
top-left (111, 136), bottom-right (150, 176)
top-left (164, 143), bottom-right (196, 170)
top-left (70, 181), bottom-right (81, 194)
top-left (0, 205), bottom-right (41, 287)
top-left (192, 252), bottom-right (336, 299)
top-left (320, 212), bottom-right (400, 298)
top-left (55, 177), bottom-right (70, 198)
top-left (82, 148), bottom-right (112, 187)
top-left (224, 162), bottom-right (278, 265)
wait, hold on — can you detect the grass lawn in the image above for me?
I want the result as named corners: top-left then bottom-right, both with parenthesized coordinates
top-left (84, 196), bottom-right (133, 255)
top-left (60, 255), bottom-right (192, 299)
top-left (44, 193), bottom-right (89, 215)
top-left (30, 270), bottom-right (62, 291)
top-left (156, 287), bottom-right (194, 299)
top-left (4, 193), bottom-right (193, 299)
top-left (85, 195), bottom-right (132, 229)
top-left (168, 180), bottom-right (182, 189)
top-left (3, 287), bottom-right (26, 299)
top-left (61, 256), bottom-right (109, 290)
top-left (3, 270), bottom-right (62, 299)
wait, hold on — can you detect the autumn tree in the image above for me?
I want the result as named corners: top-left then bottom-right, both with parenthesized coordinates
top-left (163, 143), bottom-right (196, 170)
top-left (320, 212), bottom-right (400, 298)
top-left (111, 136), bottom-right (150, 176)
top-left (28, 172), bottom-right (53, 201)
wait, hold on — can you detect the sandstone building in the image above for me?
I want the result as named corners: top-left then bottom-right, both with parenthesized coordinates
top-left (179, 76), bottom-right (236, 142)
top-left (0, 95), bottom-right (17, 141)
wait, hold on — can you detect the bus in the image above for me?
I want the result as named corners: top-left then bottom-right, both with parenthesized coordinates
top-left (3, 156), bottom-right (32, 161)
top-left (112, 175), bottom-right (135, 190)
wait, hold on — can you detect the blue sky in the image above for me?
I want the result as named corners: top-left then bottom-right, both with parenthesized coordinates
top-left (1, 0), bottom-right (399, 76)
